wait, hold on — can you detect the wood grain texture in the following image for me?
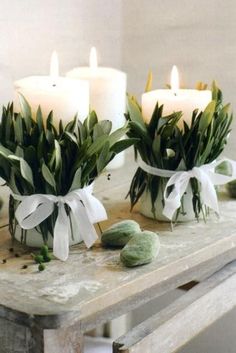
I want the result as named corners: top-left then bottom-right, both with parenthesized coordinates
top-left (0, 317), bottom-right (31, 353)
top-left (113, 261), bottom-right (236, 353)
top-left (0, 155), bottom-right (235, 333)
top-left (0, 318), bottom-right (83, 353)
top-left (44, 326), bottom-right (83, 353)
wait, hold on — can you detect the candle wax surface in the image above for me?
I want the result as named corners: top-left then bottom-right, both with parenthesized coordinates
top-left (142, 88), bottom-right (212, 127)
top-left (66, 67), bottom-right (127, 129)
top-left (14, 76), bottom-right (89, 126)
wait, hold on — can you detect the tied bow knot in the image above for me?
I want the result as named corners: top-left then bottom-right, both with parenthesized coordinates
top-left (13, 185), bottom-right (107, 261)
top-left (138, 158), bottom-right (236, 220)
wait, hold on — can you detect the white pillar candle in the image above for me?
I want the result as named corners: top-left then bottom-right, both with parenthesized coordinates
top-left (142, 66), bottom-right (212, 127)
top-left (66, 47), bottom-right (127, 169)
top-left (14, 51), bottom-right (89, 127)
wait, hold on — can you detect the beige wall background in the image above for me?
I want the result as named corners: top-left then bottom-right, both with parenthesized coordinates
top-left (0, 1), bottom-right (236, 351)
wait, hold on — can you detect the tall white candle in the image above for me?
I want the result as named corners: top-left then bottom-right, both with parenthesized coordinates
top-left (14, 51), bottom-right (89, 126)
top-left (66, 47), bottom-right (127, 169)
top-left (142, 66), bottom-right (212, 127)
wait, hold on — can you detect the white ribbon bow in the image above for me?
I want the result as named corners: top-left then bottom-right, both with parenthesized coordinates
top-left (13, 185), bottom-right (107, 261)
top-left (139, 158), bottom-right (236, 220)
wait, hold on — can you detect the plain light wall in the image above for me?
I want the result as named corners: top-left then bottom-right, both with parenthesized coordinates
top-left (0, 1), bottom-right (236, 352)
top-left (0, 0), bottom-right (123, 105)
top-left (121, 0), bottom-right (236, 100)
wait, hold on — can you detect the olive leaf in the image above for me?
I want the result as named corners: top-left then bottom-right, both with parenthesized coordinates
top-left (9, 155), bottom-right (34, 188)
top-left (145, 71), bottom-right (153, 93)
top-left (0, 98), bottom-right (134, 196)
top-left (127, 95), bottom-right (145, 127)
top-left (111, 138), bottom-right (139, 154)
top-left (198, 101), bottom-right (216, 132)
top-left (108, 124), bottom-right (129, 147)
top-left (42, 163), bottom-right (56, 191)
top-left (69, 167), bottom-right (82, 192)
top-left (96, 141), bottom-right (111, 174)
top-left (36, 106), bottom-right (44, 132)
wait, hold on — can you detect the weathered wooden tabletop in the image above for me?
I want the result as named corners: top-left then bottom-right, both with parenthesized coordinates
top-left (0, 152), bottom-right (236, 335)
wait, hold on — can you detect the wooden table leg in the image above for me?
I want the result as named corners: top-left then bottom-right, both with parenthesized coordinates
top-left (0, 317), bottom-right (32, 353)
top-left (0, 317), bottom-right (83, 353)
top-left (44, 327), bottom-right (84, 353)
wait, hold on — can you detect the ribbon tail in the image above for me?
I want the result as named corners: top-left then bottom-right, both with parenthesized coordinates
top-left (53, 203), bottom-right (70, 261)
top-left (163, 173), bottom-right (190, 220)
top-left (196, 169), bottom-right (220, 214)
top-left (74, 188), bottom-right (107, 223)
top-left (68, 199), bottom-right (98, 248)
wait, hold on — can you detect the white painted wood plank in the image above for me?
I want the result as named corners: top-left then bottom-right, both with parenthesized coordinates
top-left (113, 261), bottom-right (236, 353)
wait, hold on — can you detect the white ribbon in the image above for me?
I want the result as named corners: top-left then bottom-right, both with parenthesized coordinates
top-left (138, 158), bottom-right (236, 220)
top-left (13, 185), bottom-right (107, 261)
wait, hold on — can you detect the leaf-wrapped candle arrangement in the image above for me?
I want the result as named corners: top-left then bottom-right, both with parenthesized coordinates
top-left (0, 96), bottom-right (135, 249)
top-left (126, 82), bottom-right (234, 222)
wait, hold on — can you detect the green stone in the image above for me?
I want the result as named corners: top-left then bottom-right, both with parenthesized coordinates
top-left (120, 231), bottom-right (160, 267)
top-left (101, 220), bottom-right (141, 248)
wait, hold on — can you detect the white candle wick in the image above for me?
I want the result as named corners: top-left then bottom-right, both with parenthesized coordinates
top-left (171, 65), bottom-right (179, 96)
top-left (89, 46), bottom-right (98, 70)
top-left (50, 51), bottom-right (59, 86)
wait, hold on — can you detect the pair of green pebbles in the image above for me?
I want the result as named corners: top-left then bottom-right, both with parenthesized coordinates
top-left (32, 245), bottom-right (52, 271)
top-left (101, 220), bottom-right (160, 267)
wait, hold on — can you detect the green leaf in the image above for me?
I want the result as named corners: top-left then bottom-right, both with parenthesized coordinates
top-left (15, 146), bottom-right (24, 158)
top-left (129, 121), bottom-right (152, 146)
top-left (65, 132), bottom-right (78, 145)
top-left (77, 120), bottom-right (87, 143)
top-left (218, 103), bottom-right (230, 120)
top-left (86, 135), bottom-right (109, 157)
top-left (41, 163), bottom-right (56, 191)
top-left (36, 106), bottom-right (44, 132)
top-left (0, 144), bottom-right (13, 157)
top-left (82, 155), bottom-right (97, 182)
top-left (198, 101), bottom-right (216, 132)
top-left (85, 111), bottom-right (98, 131)
top-left (18, 94), bottom-right (31, 117)
top-left (9, 155), bottom-right (34, 188)
top-left (46, 130), bottom-right (54, 145)
top-left (97, 141), bottom-right (111, 173)
top-left (69, 167), bottom-right (82, 191)
top-left (108, 125), bottom-right (129, 147)
top-left (127, 95), bottom-right (145, 127)
top-left (18, 94), bottom-right (32, 132)
top-left (111, 138), bottom-right (139, 154)
top-left (93, 124), bottom-right (105, 140)
top-left (148, 103), bottom-right (164, 137)
top-left (152, 135), bottom-right (161, 156)
top-left (145, 71), bottom-right (153, 92)
top-left (46, 111), bottom-right (54, 130)
top-left (99, 120), bottom-right (112, 135)
top-left (65, 115), bottom-right (78, 132)
top-left (54, 140), bottom-right (62, 173)
top-left (14, 114), bottom-right (24, 144)
top-left (9, 170), bottom-right (20, 194)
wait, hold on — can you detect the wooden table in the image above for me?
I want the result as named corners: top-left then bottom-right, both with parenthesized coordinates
top-left (1, 155), bottom-right (236, 353)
